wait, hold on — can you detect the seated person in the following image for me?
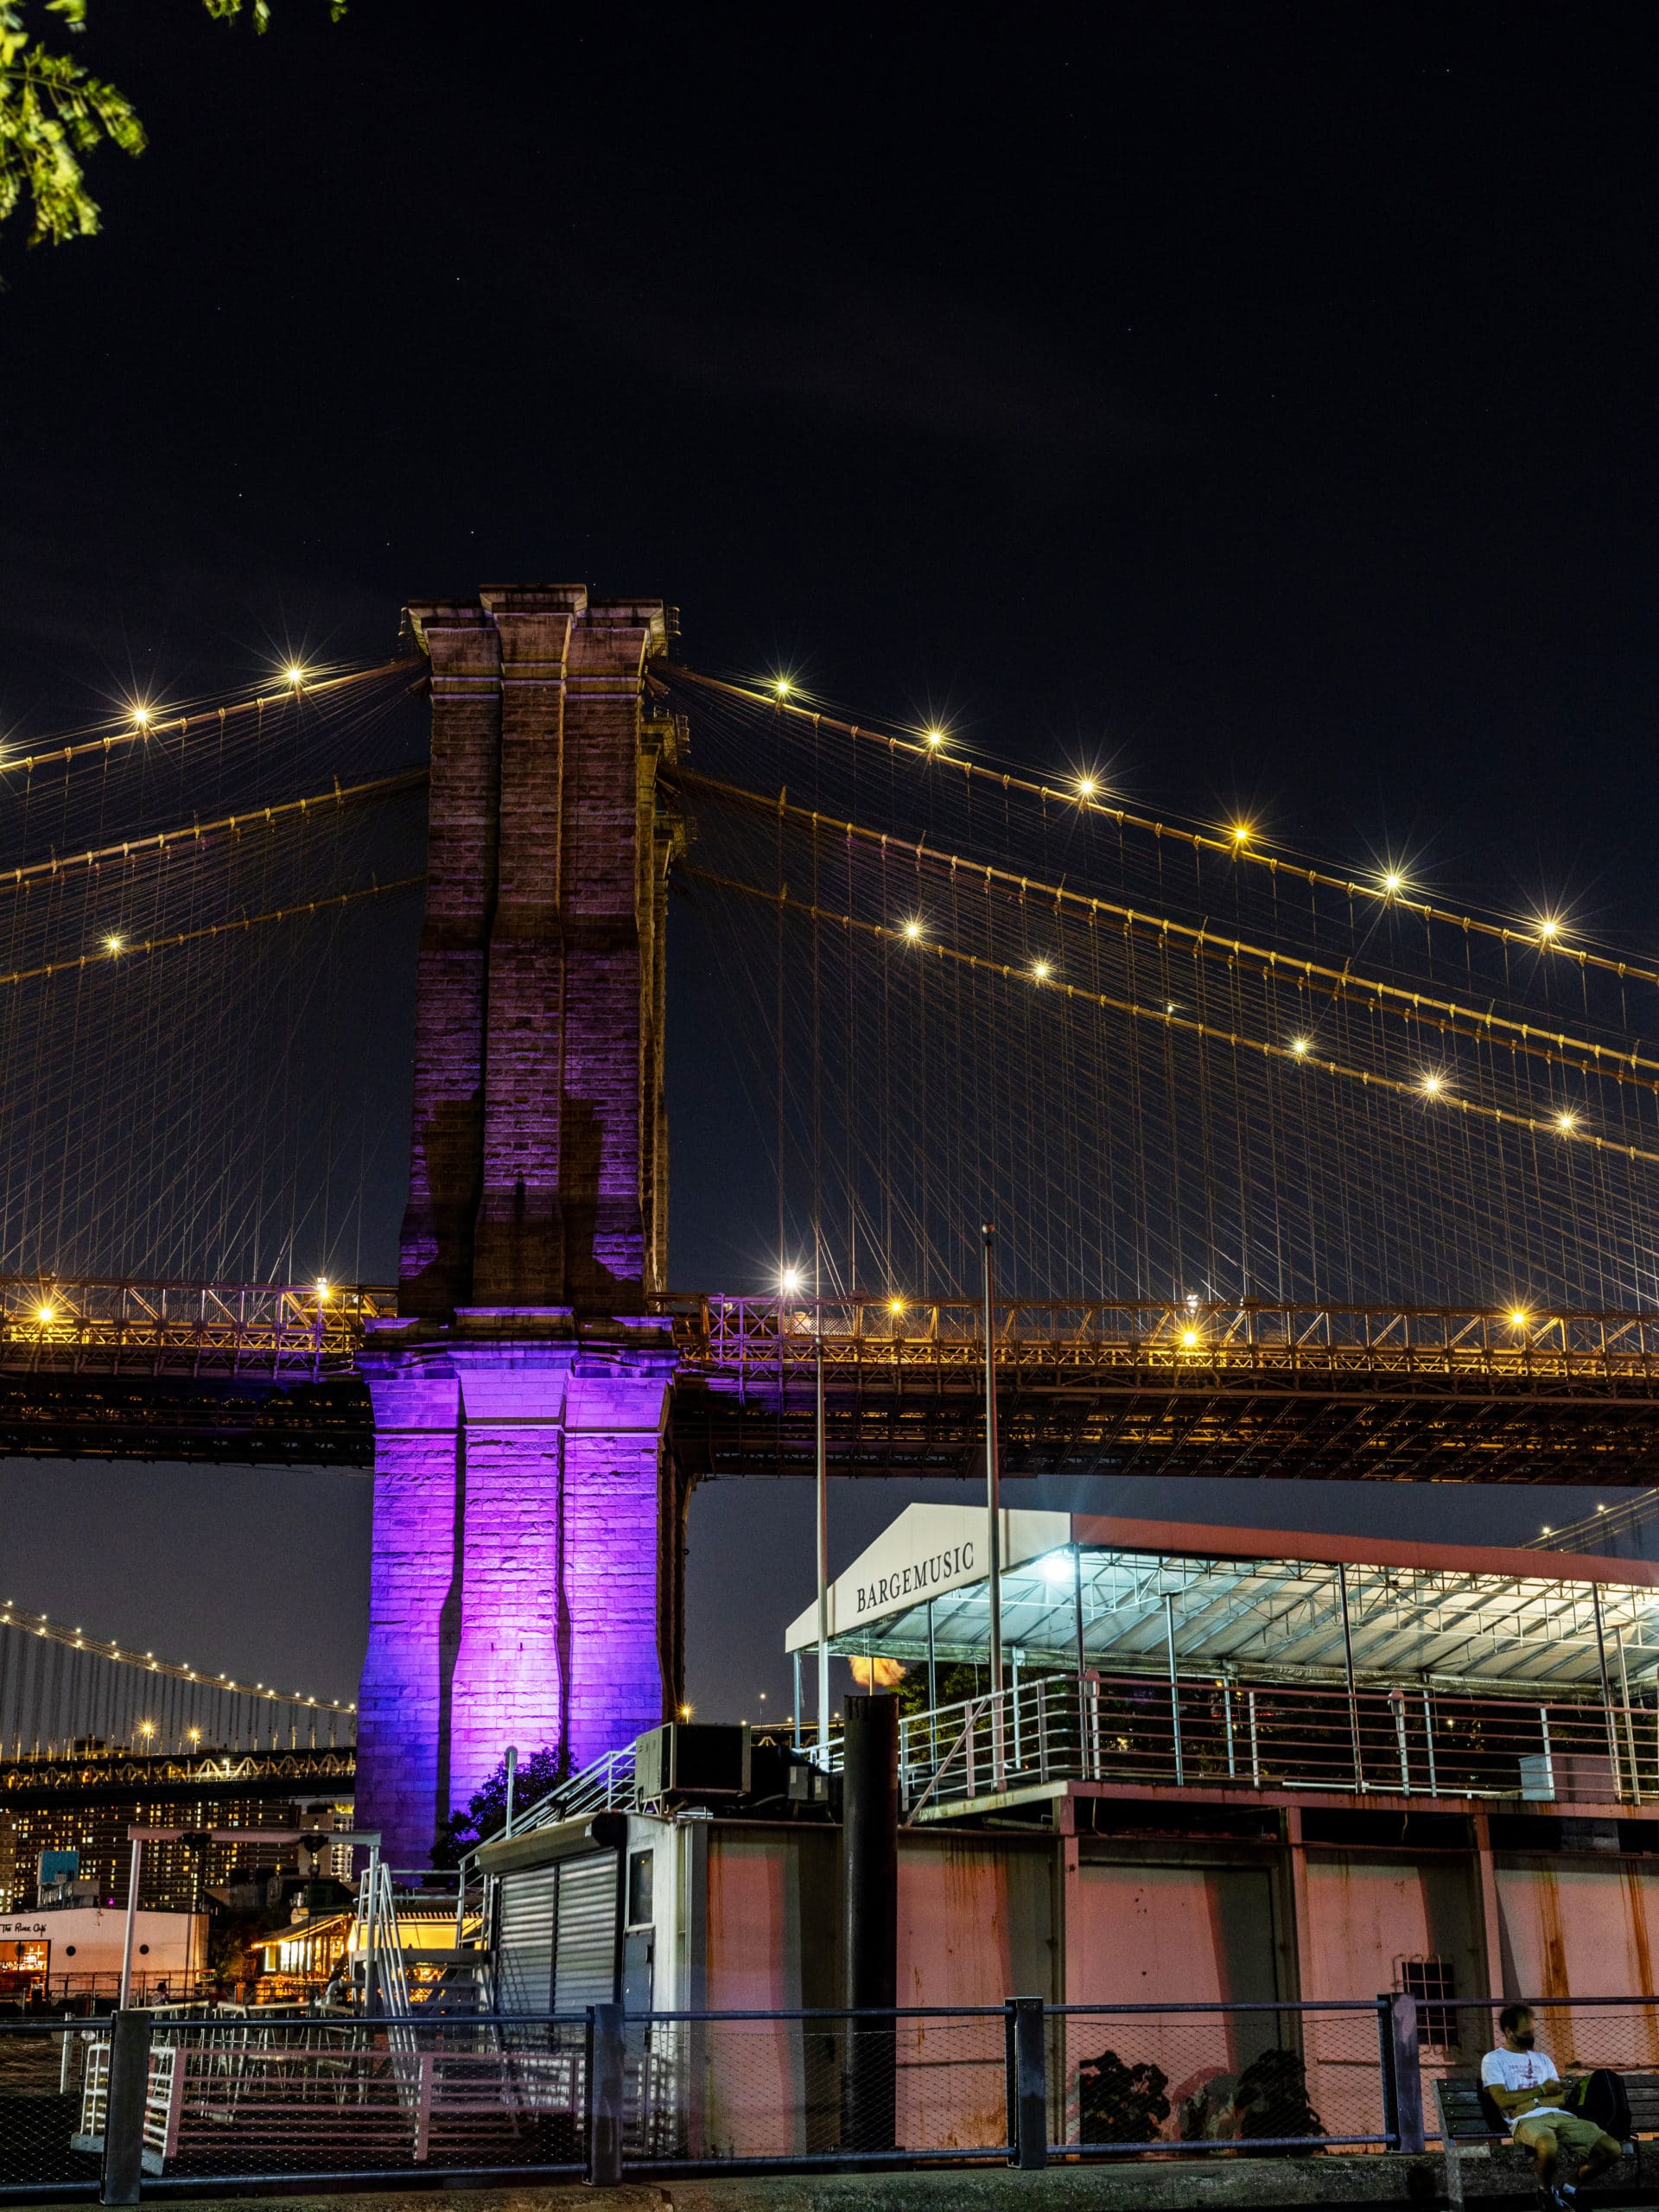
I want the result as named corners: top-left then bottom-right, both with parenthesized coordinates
top-left (1481, 2004), bottom-right (1622, 2209)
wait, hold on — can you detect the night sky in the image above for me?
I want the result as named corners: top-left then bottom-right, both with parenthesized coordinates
top-left (2, 4), bottom-right (1657, 1734)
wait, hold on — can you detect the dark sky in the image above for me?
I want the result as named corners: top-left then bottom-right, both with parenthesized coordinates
top-left (2, 3), bottom-right (1657, 1732)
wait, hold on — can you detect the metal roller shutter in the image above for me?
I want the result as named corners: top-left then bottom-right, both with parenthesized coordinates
top-left (554, 1851), bottom-right (619, 2011)
top-left (497, 1864), bottom-right (557, 2013)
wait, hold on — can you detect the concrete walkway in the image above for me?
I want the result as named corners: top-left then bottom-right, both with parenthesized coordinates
top-left (26, 2139), bottom-right (1658, 2212)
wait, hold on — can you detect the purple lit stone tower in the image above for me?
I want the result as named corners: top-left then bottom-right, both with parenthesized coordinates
top-left (355, 588), bottom-right (683, 1866)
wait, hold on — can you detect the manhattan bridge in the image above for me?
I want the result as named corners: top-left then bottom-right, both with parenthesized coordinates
top-left (2, 583), bottom-right (1657, 1862)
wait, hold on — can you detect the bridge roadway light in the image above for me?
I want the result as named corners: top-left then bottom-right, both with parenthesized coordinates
top-left (130, 705), bottom-right (151, 730)
top-left (283, 663), bottom-right (308, 687)
top-left (315, 1278), bottom-right (330, 1300)
top-left (902, 918), bottom-right (922, 941)
top-left (104, 934), bottom-right (124, 954)
top-left (35, 1304), bottom-right (53, 1323)
top-left (1032, 959), bottom-right (1052, 982)
top-left (1420, 1071), bottom-right (1444, 1096)
top-left (1077, 775), bottom-right (1098, 799)
top-left (1382, 871), bottom-right (1404, 893)
top-left (780, 1267), bottom-right (802, 1294)
top-left (924, 727), bottom-right (945, 747)
top-left (772, 676), bottom-right (793, 701)
top-left (1290, 1036), bottom-right (1310, 1056)
top-left (1509, 1308), bottom-right (1529, 1328)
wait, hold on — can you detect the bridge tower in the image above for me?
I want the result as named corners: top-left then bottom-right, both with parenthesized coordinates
top-left (355, 586), bottom-right (683, 1865)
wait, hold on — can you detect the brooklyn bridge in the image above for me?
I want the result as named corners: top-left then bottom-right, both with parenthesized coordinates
top-left (3, 583), bottom-right (1657, 1864)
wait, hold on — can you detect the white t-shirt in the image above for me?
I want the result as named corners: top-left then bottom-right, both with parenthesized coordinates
top-left (1481, 2046), bottom-right (1567, 2128)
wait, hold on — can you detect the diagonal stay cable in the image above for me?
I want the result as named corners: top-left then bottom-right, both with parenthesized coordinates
top-left (679, 861), bottom-right (1659, 1170)
top-left (0, 767), bottom-right (429, 894)
top-left (0, 875), bottom-right (425, 988)
top-left (666, 766), bottom-right (1659, 1092)
top-left (662, 664), bottom-right (1659, 1000)
top-left (0, 659), bottom-right (422, 777)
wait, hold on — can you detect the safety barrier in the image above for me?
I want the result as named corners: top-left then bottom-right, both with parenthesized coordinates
top-left (2, 1993), bottom-right (1656, 2199)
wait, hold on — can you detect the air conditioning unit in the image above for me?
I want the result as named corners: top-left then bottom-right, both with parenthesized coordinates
top-left (634, 1723), bottom-right (750, 1802)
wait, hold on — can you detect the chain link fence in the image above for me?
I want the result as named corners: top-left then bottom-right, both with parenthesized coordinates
top-left (0, 2017), bottom-right (99, 2197)
top-left (622, 2007), bottom-right (1013, 2169)
top-left (1050, 2000), bottom-right (1394, 2155)
top-left (23, 1992), bottom-right (1659, 2197)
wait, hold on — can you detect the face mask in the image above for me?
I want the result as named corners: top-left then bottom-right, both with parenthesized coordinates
top-left (1513, 2031), bottom-right (1535, 2050)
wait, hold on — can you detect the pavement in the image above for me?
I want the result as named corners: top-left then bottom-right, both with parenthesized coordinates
top-left (19, 2139), bottom-right (1659, 2212)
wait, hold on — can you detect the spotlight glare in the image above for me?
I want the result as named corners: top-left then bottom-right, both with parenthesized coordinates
top-left (283, 662), bottom-right (308, 686)
top-left (772, 676), bottom-right (793, 700)
top-left (1180, 1327), bottom-right (1199, 1348)
top-left (924, 727), bottom-right (945, 747)
top-left (1509, 1308), bottom-right (1529, 1328)
top-left (1290, 1036), bottom-right (1309, 1056)
top-left (130, 705), bottom-right (151, 730)
top-left (1077, 775), bottom-right (1097, 799)
top-left (1033, 959), bottom-right (1052, 981)
top-left (887, 1298), bottom-right (905, 1318)
top-left (1421, 1071), bottom-right (1443, 1096)
top-left (1556, 1110), bottom-right (1578, 1133)
top-left (1538, 916), bottom-right (1561, 942)
top-left (902, 918), bottom-right (922, 941)
top-left (35, 1305), bottom-right (53, 1324)
top-left (780, 1267), bottom-right (802, 1295)
top-left (1231, 823), bottom-right (1251, 844)
top-left (104, 934), bottom-right (124, 953)
top-left (1382, 870), bottom-right (1403, 893)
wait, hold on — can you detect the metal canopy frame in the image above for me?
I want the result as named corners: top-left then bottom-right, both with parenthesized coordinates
top-left (829, 1542), bottom-right (1659, 1700)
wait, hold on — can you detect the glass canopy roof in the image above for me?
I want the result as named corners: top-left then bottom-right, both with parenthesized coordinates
top-left (784, 1506), bottom-right (1659, 1695)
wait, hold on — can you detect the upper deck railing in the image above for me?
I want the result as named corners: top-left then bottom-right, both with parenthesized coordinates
top-left (6, 1279), bottom-right (1659, 1395)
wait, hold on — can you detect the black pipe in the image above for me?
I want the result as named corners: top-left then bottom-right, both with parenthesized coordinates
top-left (842, 1692), bottom-right (898, 2150)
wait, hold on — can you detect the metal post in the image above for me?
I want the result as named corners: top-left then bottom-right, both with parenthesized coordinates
top-left (1376, 1992), bottom-right (1423, 2152)
top-left (1165, 1593), bottom-right (1184, 1788)
top-left (926, 1596), bottom-right (938, 1758)
top-left (1338, 1562), bottom-right (1364, 1792)
top-left (1618, 1630), bottom-right (1641, 1806)
top-left (100, 2010), bottom-right (152, 2206)
top-left (1072, 1543), bottom-right (1086, 1678)
top-left (117, 1837), bottom-right (143, 2010)
top-left (1392, 1688), bottom-right (1411, 1795)
top-left (587, 2000), bottom-right (626, 2185)
top-left (502, 1743), bottom-right (518, 1839)
top-left (1223, 1675), bottom-right (1236, 1778)
top-left (1539, 1704), bottom-right (1554, 1798)
top-left (1008, 1997), bottom-right (1048, 2169)
top-left (792, 1649), bottom-right (802, 1745)
top-left (817, 1338), bottom-right (831, 1767)
top-left (1011, 1645), bottom-right (1023, 1771)
top-left (982, 1225), bottom-right (1003, 1699)
top-left (1592, 1585), bottom-right (1623, 1797)
top-left (1422, 1689), bottom-right (1439, 1796)
top-left (1249, 1688), bottom-right (1260, 1789)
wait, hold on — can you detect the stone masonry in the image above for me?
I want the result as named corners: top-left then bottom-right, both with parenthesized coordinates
top-left (356, 587), bottom-right (683, 1866)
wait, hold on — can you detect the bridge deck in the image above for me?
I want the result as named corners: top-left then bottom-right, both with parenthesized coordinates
top-left (3, 1283), bottom-right (1657, 1478)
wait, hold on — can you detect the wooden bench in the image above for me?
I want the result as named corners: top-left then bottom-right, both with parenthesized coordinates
top-left (1435, 2075), bottom-right (1659, 2209)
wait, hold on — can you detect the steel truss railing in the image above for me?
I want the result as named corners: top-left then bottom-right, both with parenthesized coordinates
top-left (891, 1671), bottom-right (1659, 1816)
top-left (661, 1294), bottom-right (1659, 1395)
top-left (7, 1281), bottom-right (1659, 1397)
top-left (0, 1275), bottom-right (392, 1378)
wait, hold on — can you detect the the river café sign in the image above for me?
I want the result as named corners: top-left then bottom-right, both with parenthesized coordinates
top-left (784, 1502), bottom-right (1074, 1651)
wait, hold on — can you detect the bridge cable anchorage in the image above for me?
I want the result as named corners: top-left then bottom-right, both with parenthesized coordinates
top-left (0, 767), bottom-right (429, 896)
top-left (679, 861), bottom-right (1659, 1164)
top-left (664, 664), bottom-right (1653, 995)
top-left (0, 657), bottom-right (421, 778)
top-left (0, 1597), bottom-right (355, 1760)
top-left (665, 766), bottom-right (1659, 1092)
top-left (0, 874), bottom-right (426, 989)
